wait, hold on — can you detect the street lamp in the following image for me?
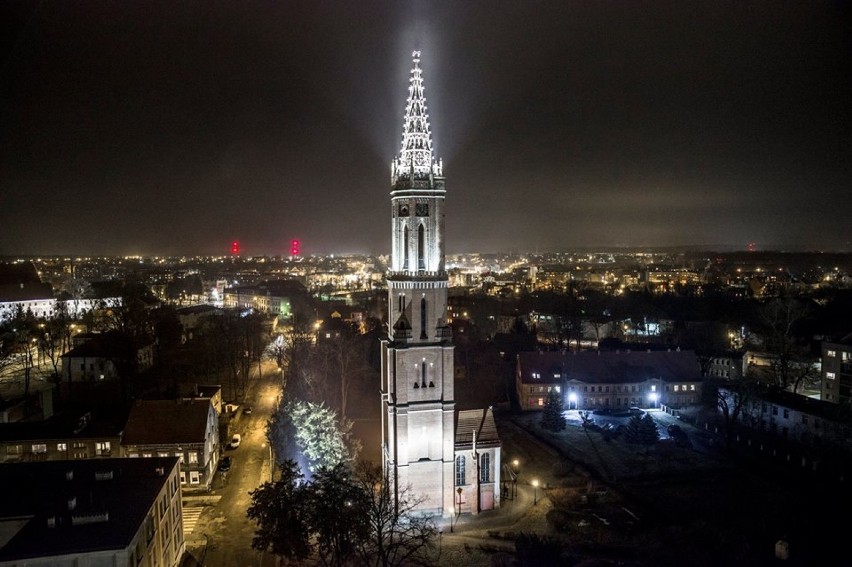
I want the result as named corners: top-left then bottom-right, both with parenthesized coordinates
top-left (532, 479), bottom-right (539, 505)
top-left (512, 459), bottom-right (520, 499)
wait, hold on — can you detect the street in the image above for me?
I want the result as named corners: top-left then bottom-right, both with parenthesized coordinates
top-left (183, 362), bottom-right (281, 567)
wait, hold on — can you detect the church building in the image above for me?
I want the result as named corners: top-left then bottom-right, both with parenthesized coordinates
top-left (380, 52), bottom-right (501, 517)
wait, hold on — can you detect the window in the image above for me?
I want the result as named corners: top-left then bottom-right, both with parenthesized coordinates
top-left (188, 452), bottom-right (199, 464)
top-left (57, 443), bottom-right (67, 452)
top-left (455, 455), bottom-right (466, 486)
top-left (537, 397), bottom-right (544, 407)
top-left (783, 409), bottom-right (789, 419)
top-left (690, 385), bottom-right (696, 391)
top-left (827, 350), bottom-right (836, 357)
top-left (420, 298), bottom-right (427, 339)
top-left (772, 406), bottom-right (778, 416)
top-left (158, 452), bottom-right (169, 457)
top-left (417, 224), bottom-right (425, 270)
top-left (827, 372), bottom-right (836, 380)
top-left (674, 385), bottom-right (680, 392)
top-left (96, 441), bottom-right (111, 456)
top-left (32, 444), bottom-right (47, 454)
top-left (180, 471), bottom-right (186, 484)
top-left (802, 415), bottom-right (809, 425)
top-left (189, 471), bottom-right (200, 484)
top-left (480, 453), bottom-right (491, 483)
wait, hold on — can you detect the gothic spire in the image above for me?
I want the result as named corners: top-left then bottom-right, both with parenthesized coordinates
top-left (392, 51), bottom-right (443, 184)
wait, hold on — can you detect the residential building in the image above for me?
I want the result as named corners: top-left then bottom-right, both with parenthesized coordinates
top-left (821, 333), bottom-right (852, 405)
top-left (0, 457), bottom-right (184, 566)
top-left (122, 399), bottom-right (219, 491)
top-left (0, 411), bottom-right (122, 463)
top-left (516, 349), bottom-right (703, 411)
top-left (59, 331), bottom-right (155, 383)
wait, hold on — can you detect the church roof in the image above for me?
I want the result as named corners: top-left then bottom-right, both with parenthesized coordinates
top-left (455, 407), bottom-right (500, 450)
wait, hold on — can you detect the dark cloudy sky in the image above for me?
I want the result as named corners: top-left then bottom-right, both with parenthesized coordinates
top-left (1, 1), bottom-right (849, 257)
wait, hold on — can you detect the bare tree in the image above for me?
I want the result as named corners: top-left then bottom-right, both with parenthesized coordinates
top-left (352, 461), bottom-right (438, 567)
top-left (756, 298), bottom-right (818, 393)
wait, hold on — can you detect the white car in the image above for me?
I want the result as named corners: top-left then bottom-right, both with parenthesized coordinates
top-left (229, 434), bottom-right (241, 449)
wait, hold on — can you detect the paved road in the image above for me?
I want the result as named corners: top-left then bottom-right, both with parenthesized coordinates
top-left (183, 363), bottom-right (281, 567)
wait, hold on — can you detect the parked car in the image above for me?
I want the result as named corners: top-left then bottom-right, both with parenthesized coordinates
top-left (217, 456), bottom-right (232, 472)
top-left (229, 433), bottom-right (241, 449)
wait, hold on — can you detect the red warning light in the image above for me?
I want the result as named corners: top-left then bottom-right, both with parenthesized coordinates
top-left (290, 239), bottom-right (300, 256)
top-left (231, 241), bottom-right (240, 255)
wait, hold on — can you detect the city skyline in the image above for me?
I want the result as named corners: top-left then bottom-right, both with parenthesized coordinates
top-left (1, 1), bottom-right (849, 257)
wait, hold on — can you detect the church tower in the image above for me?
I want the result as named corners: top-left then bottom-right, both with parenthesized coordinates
top-left (381, 51), bottom-right (455, 516)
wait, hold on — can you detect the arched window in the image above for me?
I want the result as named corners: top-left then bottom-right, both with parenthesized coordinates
top-left (403, 226), bottom-right (409, 270)
top-left (480, 453), bottom-right (491, 483)
top-left (417, 224), bottom-right (425, 271)
top-left (455, 455), bottom-right (466, 486)
top-left (420, 297), bottom-right (427, 339)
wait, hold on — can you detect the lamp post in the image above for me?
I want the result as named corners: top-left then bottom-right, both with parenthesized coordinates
top-left (512, 459), bottom-right (519, 499)
top-left (532, 479), bottom-right (539, 506)
top-left (456, 486), bottom-right (463, 519)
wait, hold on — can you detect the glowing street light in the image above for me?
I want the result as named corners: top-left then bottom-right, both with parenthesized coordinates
top-left (532, 479), bottom-right (539, 505)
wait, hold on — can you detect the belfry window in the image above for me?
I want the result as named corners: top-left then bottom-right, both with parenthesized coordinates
top-left (403, 226), bottom-right (409, 270)
top-left (418, 224), bottom-right (425, 270)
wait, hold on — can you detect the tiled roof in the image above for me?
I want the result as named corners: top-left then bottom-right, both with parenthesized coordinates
top-left (518, 349), bottom-right (702, 385)
top-left (455, 407), bottom-right (500, 449)
top-left (61, 331), bottom-right (153, 359)
top-left (122, 399), bottom-right (211, 446)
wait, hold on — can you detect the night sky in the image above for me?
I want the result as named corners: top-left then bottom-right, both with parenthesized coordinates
top-left (1, 1), bottom-right (849, 257)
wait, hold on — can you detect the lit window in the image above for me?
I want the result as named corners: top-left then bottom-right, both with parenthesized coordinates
top-left (188, 452), bottom-right (199, 464)
top-left (32, 444), bottom-right (47, 454)
top-left (690, 385), bottom-right (696, 391)
top-left (189, 471), bottom-right (200, 484)
top-left (537, 397), bottom-right (544, 407)
top-left (826, 350), bottom-right (836, 357)
top-left (674, 385), bottom-right (680, 392)
top-left (827, 372), bottom-right (836, 380)
top-left (180, 472), bottom-right (186, 484)
top-left (57, 443), bottom-right (67, 452)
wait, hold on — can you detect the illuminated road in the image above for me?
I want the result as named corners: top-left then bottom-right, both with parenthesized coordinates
top-left (184, 362), bottom-right (281, 566)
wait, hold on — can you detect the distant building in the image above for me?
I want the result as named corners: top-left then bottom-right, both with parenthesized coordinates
top-left (821, 333), bottom-right (852, 405)
top-left (0, 457), bottom-right (184, 566)
top-left (122, 399), bottom-right (219, 491)
top-left (59, 331), bottom-right (155, 383)
top-left (719, 385), bottom-right (851, 448)
top-left (0, 411), bottom-right (122, 462)
top-left (516, 349), bottom-right (703, 411)
top-left (0, 262), bottom-right (55, 323)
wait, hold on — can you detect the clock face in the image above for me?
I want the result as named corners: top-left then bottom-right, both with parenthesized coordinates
top-left (398, 204), bottom-right (410, 217)
top-left (415, 203), bottom-right (429, 217)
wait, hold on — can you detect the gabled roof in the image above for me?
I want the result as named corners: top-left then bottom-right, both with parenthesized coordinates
top-left (518, 349), bottom-right (702, 385)
top-left (455, 407), bottom-right (500, 449)
top-left (122, 399), bottom-right (212, 446)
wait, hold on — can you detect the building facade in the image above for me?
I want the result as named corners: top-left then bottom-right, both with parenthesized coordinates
top-left (381, 52), bottom-right (500, 517)
top-left (821, 334), bottom-right (852, 405)
top-left (516, 349), bottom-right (703, 412)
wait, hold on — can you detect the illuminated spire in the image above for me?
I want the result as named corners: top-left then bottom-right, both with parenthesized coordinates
top-left (392, 51), bottom-right (443, 184)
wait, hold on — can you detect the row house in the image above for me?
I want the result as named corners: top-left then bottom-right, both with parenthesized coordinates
top-left (0, 412), bottom-right (122, 463)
